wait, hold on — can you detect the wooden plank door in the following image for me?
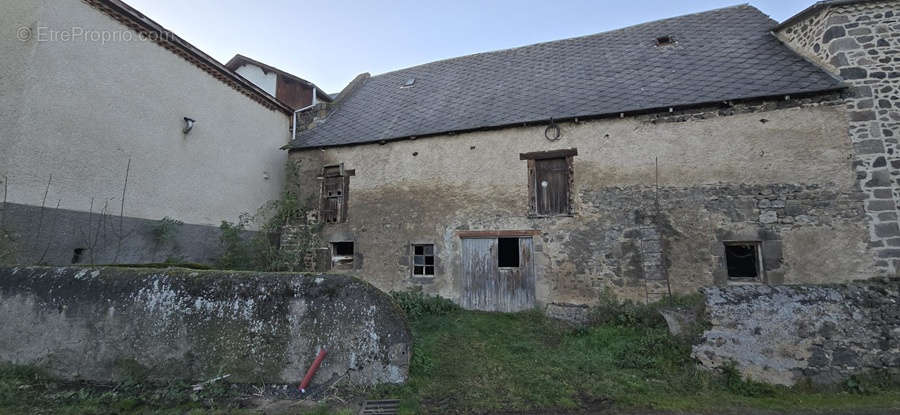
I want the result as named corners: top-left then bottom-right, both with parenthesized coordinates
top-left (461, 238), bottom-right (496, 311)
top-left (461, 237), bottom-right (535, 312)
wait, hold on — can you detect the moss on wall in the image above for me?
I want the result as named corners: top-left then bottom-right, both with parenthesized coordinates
top-left (0, 266), bottom-right (411, 386)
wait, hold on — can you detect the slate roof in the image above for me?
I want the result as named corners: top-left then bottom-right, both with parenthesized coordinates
top-left (288, 5), bottom-right (843, 150)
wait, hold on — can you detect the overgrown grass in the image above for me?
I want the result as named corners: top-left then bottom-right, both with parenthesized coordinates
top-left (371, 292), bottom-right (900, 414)
top-left (0, 364), bottom-right (247, 414)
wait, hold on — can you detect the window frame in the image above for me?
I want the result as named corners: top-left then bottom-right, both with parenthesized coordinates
top-left (410, 243), bottom-right (436, 277)
top-left (723, 241), bottom-right (765, 284)
top-left (520, 148), bottom-right (577, 217)
top-left (330, 241), bottom-right (354, 270)
top-left (318, 163), bottom-right (354, 224)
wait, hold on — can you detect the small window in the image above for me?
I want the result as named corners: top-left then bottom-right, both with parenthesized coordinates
top-left (498, 238), bottom-right (520, 268)
top-left (724, 242), bottom-right (762, 282)
top-left (71, 248), bottom-right (85, 264)
top-left (412, 244), bottom-right (435, 276)
top-left (331, 241), bottom-right (354, 270)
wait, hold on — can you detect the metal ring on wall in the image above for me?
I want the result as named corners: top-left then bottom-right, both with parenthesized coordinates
top-left (544, 120), bottom-right (561, 141)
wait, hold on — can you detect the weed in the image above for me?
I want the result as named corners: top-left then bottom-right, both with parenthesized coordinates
top-left (721, 361), bottom-right (776, 397)
top-left (390, 291), bottom-right (460, 320)
top-left (0, 228), bottom-right (17, 266)
top-left (152, 216), bottom-right (184, 245)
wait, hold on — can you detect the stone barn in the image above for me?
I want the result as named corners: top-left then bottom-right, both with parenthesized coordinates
top-left (284, 1), bottom-right (900, 309)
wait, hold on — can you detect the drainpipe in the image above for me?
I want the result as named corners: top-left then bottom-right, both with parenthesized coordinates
top-left (292, 87), bottom-right (318, 141)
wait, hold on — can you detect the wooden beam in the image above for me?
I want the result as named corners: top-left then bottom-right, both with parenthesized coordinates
top-left (519, 148), bottom-right (578, 160)
top-left (457, 230), bottom-right (541, 239)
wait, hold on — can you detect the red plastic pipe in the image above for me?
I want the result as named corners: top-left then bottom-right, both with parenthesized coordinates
top-left (299, 348), bottom-right (327, 393)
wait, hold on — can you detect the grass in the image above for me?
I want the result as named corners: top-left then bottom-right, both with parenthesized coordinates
top-left (0, 364), bottom-right (249, 415)
top-left (3, 292), bottom-right (900, 414)
top-left (367, 292), bottom-right (900, 414)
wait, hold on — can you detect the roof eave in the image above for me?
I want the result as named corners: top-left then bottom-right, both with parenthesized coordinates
top-left (86, 1), bottom-right (292, 114)
top-left (285, 86), bottom-right (847, 151)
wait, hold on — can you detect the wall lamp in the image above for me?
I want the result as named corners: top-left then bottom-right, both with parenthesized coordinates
top-left (183, 117), bottom-right (195, 134)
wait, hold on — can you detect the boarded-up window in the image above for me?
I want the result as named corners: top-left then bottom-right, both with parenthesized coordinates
top-left (320, 164), bottom-right (350, 223)
top-left (534, 158), bottom-right (569, 215)
top-left (521, 149), bottom-right (576, 217)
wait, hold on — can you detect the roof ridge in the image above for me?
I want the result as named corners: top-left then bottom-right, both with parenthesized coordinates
top-left (369, 3), bottom-right (755, 80)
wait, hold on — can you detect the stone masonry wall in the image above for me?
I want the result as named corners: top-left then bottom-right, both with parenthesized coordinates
top-left (0, 267), bottom-right (411, 386)
top-left (290, 101), bottom-right (872, 305)
top-left (693, 279), bottom-right (900, 386)
top-left (777, 0), bottom-right (900, 275)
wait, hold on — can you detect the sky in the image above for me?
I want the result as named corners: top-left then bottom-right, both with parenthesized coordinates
top-left (125, 0), bottom-right (816, 94)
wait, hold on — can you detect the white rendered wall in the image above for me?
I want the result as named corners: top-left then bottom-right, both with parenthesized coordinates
top-left (0, 0), bottom-right (290, 227)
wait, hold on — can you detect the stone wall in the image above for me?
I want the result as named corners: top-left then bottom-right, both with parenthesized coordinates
top-left (289, 99), bottom-right (873, 305)
top-left (693, 279), bottom-right (900, 386)
top-left (0, 267), bottom-right (411, 386)
top-left (776, 0), bottom-right (900, 275)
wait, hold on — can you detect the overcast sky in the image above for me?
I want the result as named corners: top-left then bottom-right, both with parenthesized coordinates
top-left (125, 0), bottom-right (815, 93)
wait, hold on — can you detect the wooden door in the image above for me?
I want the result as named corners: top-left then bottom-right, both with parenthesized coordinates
top-left (461, 237), bottom-right (535, 312)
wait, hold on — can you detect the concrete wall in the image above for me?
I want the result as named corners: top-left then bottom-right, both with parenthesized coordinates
top-left (0, 0), bottom-right (290, 229)
top-left (693, 279), bottom-right (900, 386)
top-left (0, 202), bottom-right (227, 265)
top-left (290, 97), bottom-right (874, 305)
top-left (0, 266), bottom-right (411, 386)
top-left (234, 63), bottom-right (278, 97)
top-left (776, 0), bottom-right (900, 274)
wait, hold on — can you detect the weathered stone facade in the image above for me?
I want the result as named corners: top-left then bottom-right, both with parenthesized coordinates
top-left (776, 0), bottom-right (900, 274)
top-left (693, 279), bottom-right (900, 386)
top-left (289, 99), bottom-right (874, 305)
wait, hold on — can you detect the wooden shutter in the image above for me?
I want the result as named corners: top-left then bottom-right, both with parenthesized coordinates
top-left (320, 165), bottom-right (349, 223)
top-left (534, 158), bottom-right (569, 215)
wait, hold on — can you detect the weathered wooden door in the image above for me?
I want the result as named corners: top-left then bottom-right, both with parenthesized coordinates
top-left (461, 237), bottom-right (535, 312)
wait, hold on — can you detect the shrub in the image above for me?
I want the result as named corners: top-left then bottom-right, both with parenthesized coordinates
top-left (390, 291), bottom-right (459, 320)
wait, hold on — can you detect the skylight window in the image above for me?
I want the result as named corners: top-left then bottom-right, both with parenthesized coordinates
top-left (656, 36), bottom-right (675, 46)
top-left (402, 78), bottom-right (415, 88)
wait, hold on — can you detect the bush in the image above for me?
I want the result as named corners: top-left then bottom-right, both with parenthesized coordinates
top-left (615, 331), bottom-right (690, 370)
top-left (588, 289), bottom-right (705, 330)
top-left (390, 291), bottom-right (459, 320)
top-left (215, 191), bottom-right (320, 272)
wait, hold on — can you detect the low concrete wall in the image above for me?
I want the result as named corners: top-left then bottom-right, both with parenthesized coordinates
top-left (0, 202), bottom-right (229, 266)
top-left (693, 280), bottom-right (900, 385)
top-left (0, 267), bottom-right (411, 386)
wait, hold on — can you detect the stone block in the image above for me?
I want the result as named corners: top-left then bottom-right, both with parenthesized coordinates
top-left (865, 169), bottom-right (891, 187)
top-left (875, 222), bottom-right (900, 237)
top-left (867, 200), bottom-right (897, 211)
top-left (854, 139), bottom-right (884, 154)
top-left (823, 26), bottom-right (846, 43)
